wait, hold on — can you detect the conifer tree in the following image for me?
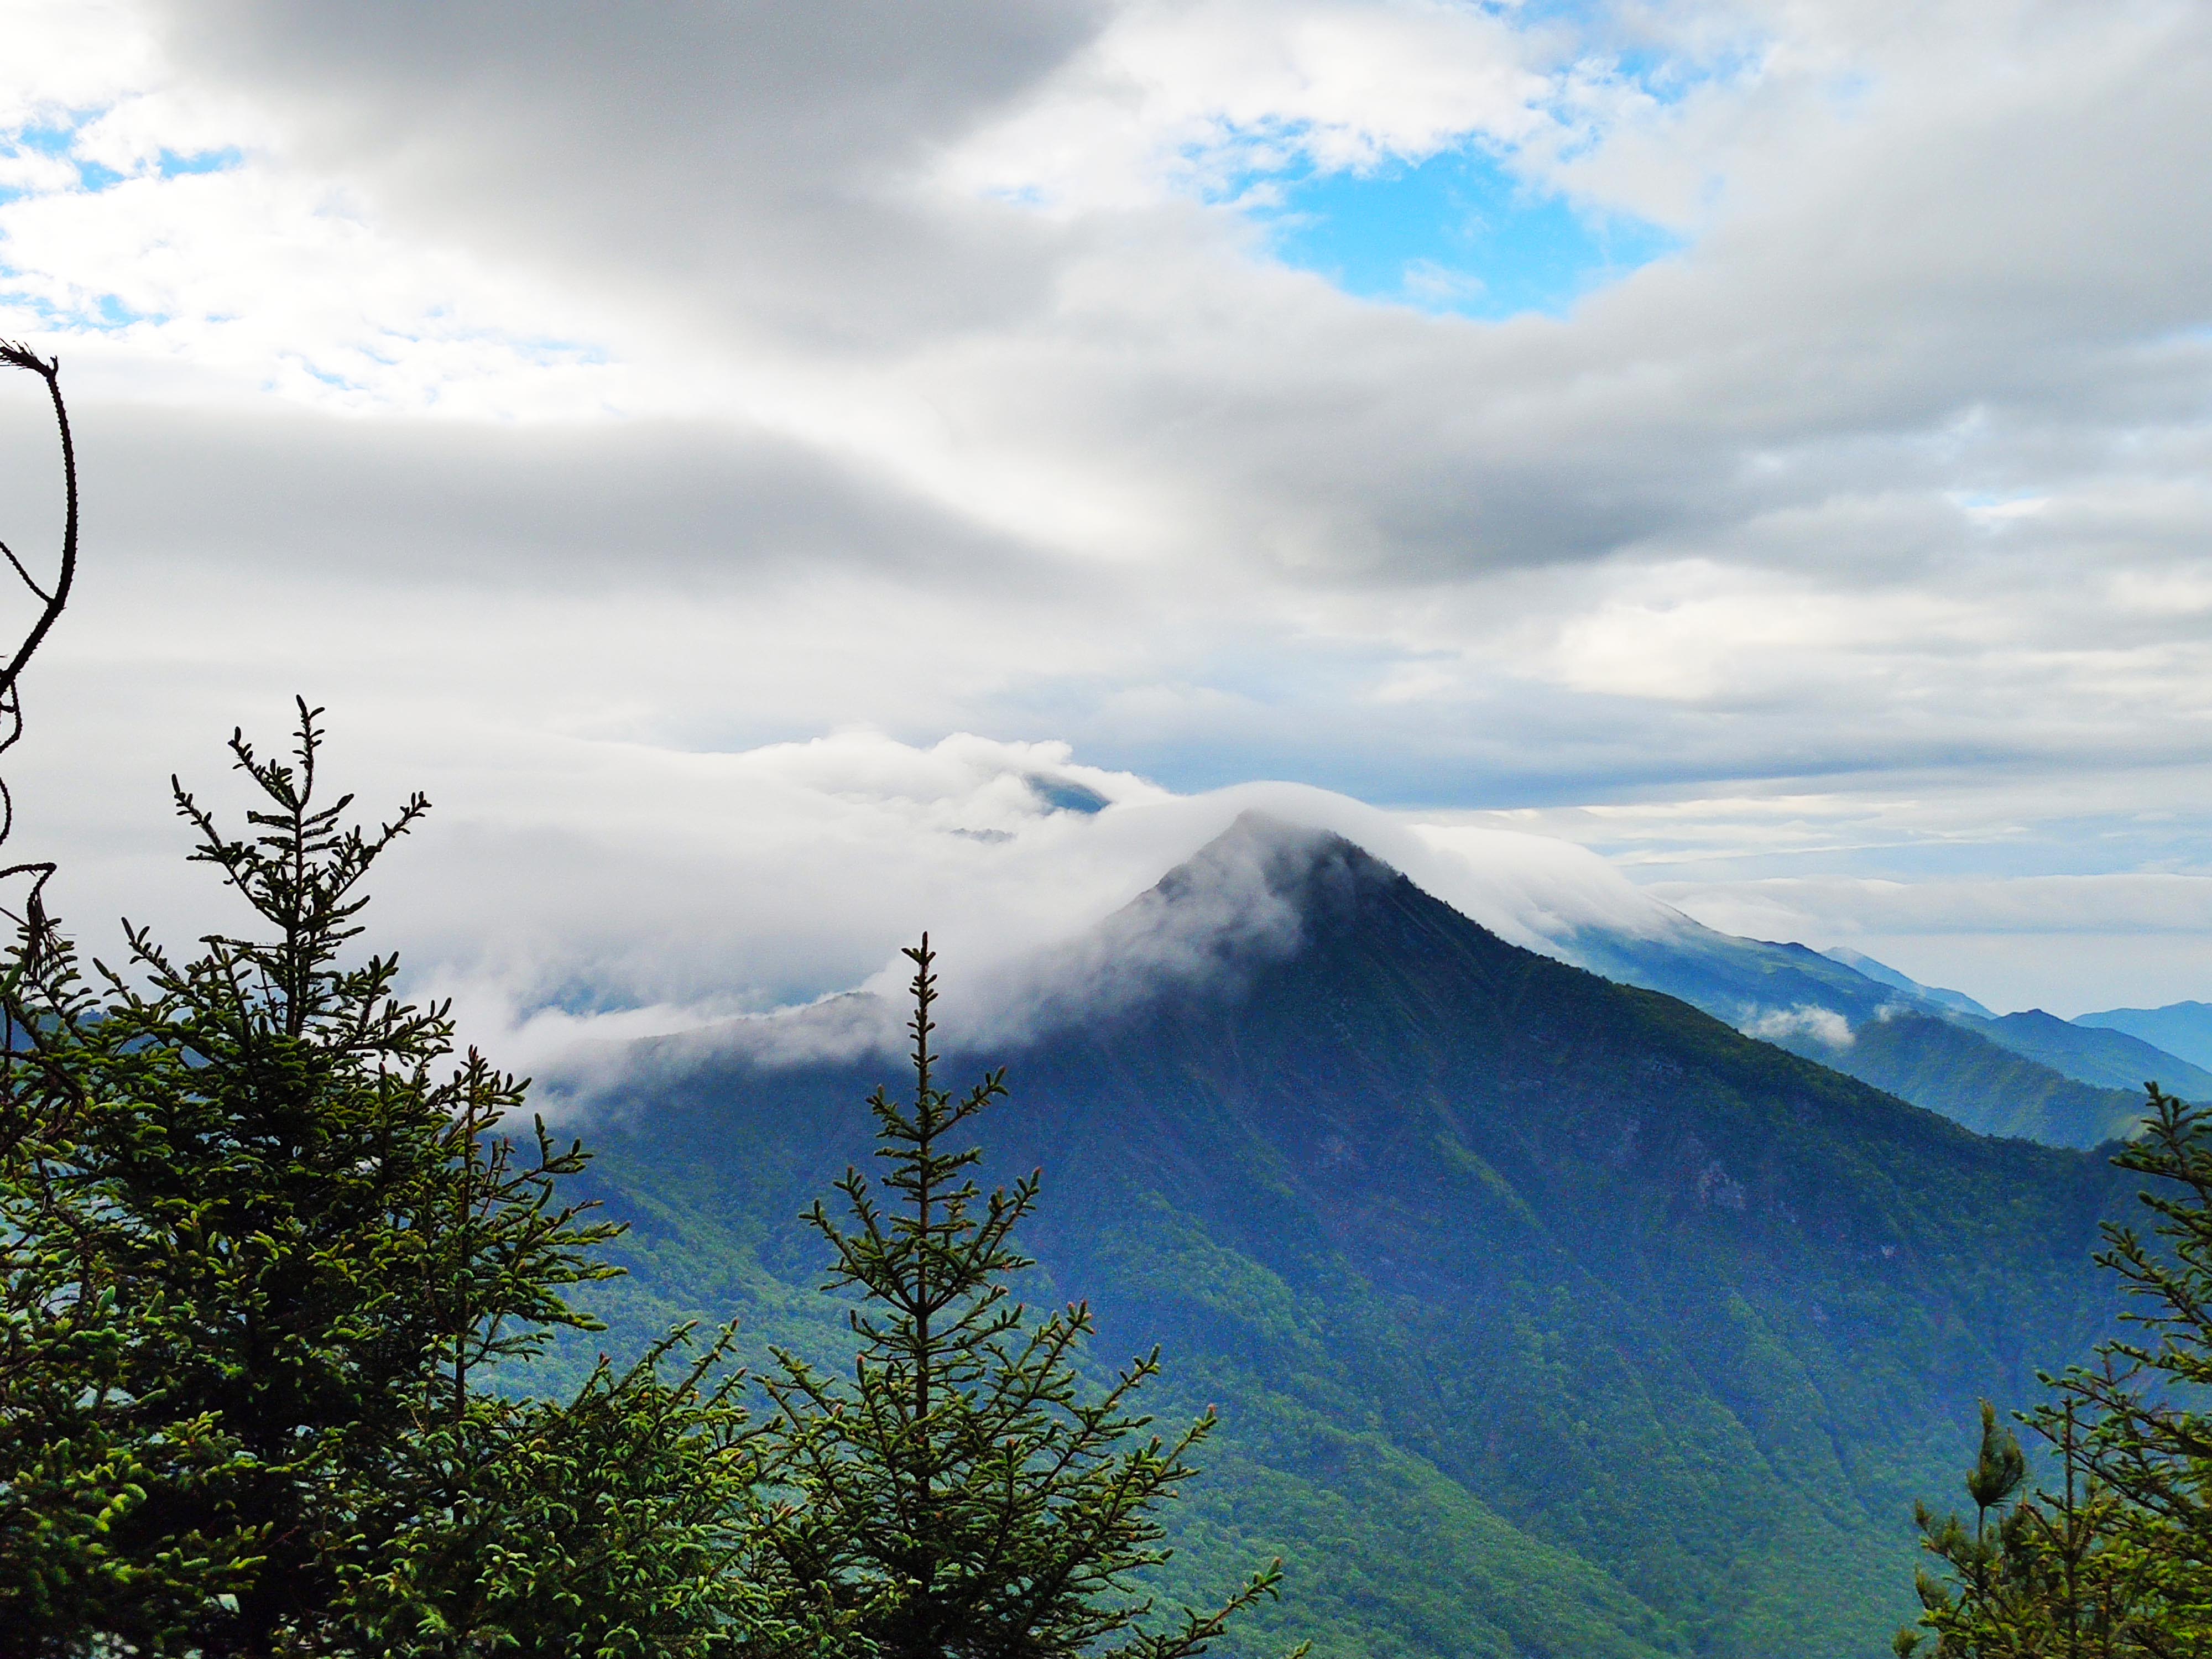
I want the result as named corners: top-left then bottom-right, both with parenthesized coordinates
top-left (345, 1326), bottom-right (771, 1658)
top-left (0, 343), bottom-right (249, 1651)
top-left (1902, 1085), bottom-right (2212, 1657)
top-left (2, 913), bottom-right (263, 1653)
top-left (754, 937), bottom-right (1300, 1659)
top-left (4, 703), bottom-right (773, 1656)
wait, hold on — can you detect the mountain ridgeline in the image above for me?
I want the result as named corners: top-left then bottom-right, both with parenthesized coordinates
top-left (560, 815), bottom-right (2132, 1659)
top-left (2076, 999), bottom-right (2212, 1073)
top-left (1558, 918), bottom-right (2188, 1147)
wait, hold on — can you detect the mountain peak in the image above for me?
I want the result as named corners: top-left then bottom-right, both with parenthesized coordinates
top-left (1150, 810), bottom-right (1389, 912)
top-left (571, 804), bottom-right (2133, 1659)
top-left (993, 811), bottom-right (1413, 1037)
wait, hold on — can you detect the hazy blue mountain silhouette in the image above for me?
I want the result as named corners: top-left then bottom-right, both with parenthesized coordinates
top-left (2077, 1000), bottom-right (2212, 1074)
top-left (1797, 951), bottom-right (2212, 1105)
top-left (1822, 948), bottom-right (1993, 1018)
top-left (1961, 1008), bottom-right (2212, 1100)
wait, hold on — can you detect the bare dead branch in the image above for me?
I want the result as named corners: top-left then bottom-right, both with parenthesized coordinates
top-left (0, 537), bottom-right (53, 604)
top-left (0, 343), bottom-right (77, 949)
top-left (0, 342), bottom-right (77, 706)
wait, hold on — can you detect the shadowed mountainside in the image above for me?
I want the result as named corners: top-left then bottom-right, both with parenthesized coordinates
top-left (554, 815), bottom-right (2132, 1659)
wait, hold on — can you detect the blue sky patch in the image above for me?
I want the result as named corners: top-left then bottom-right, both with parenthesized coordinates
top-left (1248, 143), bottom-right (1680, 319)
top-left (12, 121), bottom-right (83, 158)
top-left (1026, 773), bottom-right (1112, 815)
top-left (3, 112), bottom-right (243, 202)
top-left (158, 146), bottom-right (243, 179)
top-left (5, 117), bottom-right (119, 194)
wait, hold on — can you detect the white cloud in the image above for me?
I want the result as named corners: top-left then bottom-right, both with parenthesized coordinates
top-left (941, 0), bottom-right (1551, 212)
top-left (1740, 1004), bottom-right (1853, 1048)
top-left (1658, 873), bottom-right (2212, 941)
top-left (3, 0), bottom-right (2212, 1045)
top-left (0, 2), bottom-right (165, 127)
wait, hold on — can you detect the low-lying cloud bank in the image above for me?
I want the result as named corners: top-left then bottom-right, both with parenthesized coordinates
top-left (404, 735), bottom-right (1687, 1088)
top-left (27, 703), bottom-right (2212, 1095)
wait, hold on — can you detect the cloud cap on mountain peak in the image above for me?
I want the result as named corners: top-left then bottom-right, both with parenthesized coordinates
top-left (9, 1), bottom-right (2212, 1041)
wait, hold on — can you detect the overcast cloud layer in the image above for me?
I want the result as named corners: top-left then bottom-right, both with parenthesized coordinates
top-left (4, 0), bottom-right (2212, 1038)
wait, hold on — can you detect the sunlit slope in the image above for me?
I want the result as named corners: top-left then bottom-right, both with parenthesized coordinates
top-left (1803, 953), bottom-right (2212, 1109)
top-left (560, 815), bottom-right (2129, 1659)
top-left (1814, 1013), bottom-right (2151, 1146)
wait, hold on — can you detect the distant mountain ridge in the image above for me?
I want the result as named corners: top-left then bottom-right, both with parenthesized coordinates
top-left (556, 813), bottom-right (2131, 1659)
top-left (1118, 810), bottom-right (2204, 1146)
top-left (2076, 1001), bottom-right (2212, 1074)
top-left (1523, 906), bottom-right (2164, 1147)
top-left (1808, 952), bottom-right (2212, 1101)
top-left (1964, 1008), bottom-right (2212, 1099)
top-left (1823, 947), bottom-right (1993, 1018)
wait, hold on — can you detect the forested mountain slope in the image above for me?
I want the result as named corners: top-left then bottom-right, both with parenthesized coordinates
top-left (1821, 948), bottom-right (1993, 1017)
top-left (1955, 1008), bottom-right (2212, 1100)
top-left (1560, 919), bottom-right (2167, 1146)
top-left (556, 815), bottom-right (2132, 1659)
top-left (1798, 954), bottom-right (2212, 1104)
top-left (1824, 1013), bottom-right (2156, 1146)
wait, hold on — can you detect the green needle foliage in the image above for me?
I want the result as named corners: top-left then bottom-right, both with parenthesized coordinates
top-left (754, 937), bottom-right (1302, 1659)
top-left (1903, 1085), bottom-right (2212, 1657)
top-left (1, 952), bottom-right (260, 1650)
top-left (346, 1326), bottom-right (770, 1658)
top-left (0, 344), bottom-right (246, 1652)
top-left (2, 702), bottom-right (772, 1656)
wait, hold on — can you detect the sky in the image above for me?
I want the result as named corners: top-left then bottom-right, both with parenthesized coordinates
top-left (3, 0), bottom-right (2211, 1052)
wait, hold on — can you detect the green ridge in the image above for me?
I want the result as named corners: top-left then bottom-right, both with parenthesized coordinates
top-left (546, 817), bottom-right (2133, 1659)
